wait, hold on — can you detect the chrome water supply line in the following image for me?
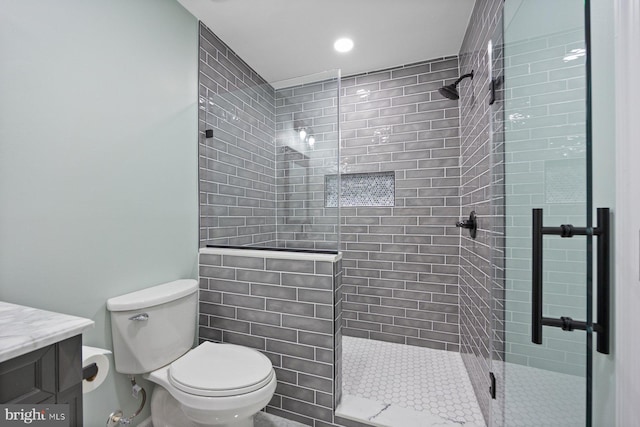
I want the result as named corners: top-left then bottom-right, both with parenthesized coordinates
top-left (105, 376), bottom-right (146, 426)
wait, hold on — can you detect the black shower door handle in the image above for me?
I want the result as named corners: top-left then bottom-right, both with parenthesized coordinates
top-left (531, 208), bottom-right (610, 354)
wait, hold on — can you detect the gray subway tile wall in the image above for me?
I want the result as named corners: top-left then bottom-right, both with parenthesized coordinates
top-left (457, 0), bottom-right (504, 424)
top-left (199, 23), bottom-right (278, 248)
top-left (200, 20), bottom-right (341, 252)
top-left (337, 58), bottom-right (463, 350)
top-left (275, 80), bottom-right (340, 251)
top-left (198, 250), bottom-right (348, 427)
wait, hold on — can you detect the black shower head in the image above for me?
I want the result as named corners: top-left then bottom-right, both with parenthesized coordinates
top-left (438, 84), bottom-right (460, 100)
top-left (438, 71), bottom-right (474, 101)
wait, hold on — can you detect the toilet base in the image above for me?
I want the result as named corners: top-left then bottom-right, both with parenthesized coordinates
top-left (151, 386), bottom-right (254, 427)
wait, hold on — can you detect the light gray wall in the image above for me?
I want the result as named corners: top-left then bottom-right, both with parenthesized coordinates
top-left (613, 2), bottom-right (640, 425)
top-left (0, 0), bottom-right (198, 423)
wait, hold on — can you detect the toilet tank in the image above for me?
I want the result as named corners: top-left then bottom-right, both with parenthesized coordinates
top-left (106, 279), bottom-right (198, 374)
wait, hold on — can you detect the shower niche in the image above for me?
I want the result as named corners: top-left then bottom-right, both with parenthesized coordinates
top-left (325, 172), bottom-right (395, 208)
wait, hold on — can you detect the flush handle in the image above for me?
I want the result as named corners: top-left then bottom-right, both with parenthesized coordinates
top-left (128, 313), bottom-right (149, 321)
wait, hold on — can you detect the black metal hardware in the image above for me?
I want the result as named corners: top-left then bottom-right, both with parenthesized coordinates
top-left (205, 129), bottom-right (213, 138)
top-left (531, 208), bottom-right (610, 354)
top-left (560, 316), bottom-right (575, 331)
top-left (456, 211), bottom-right (477, 239)
top-left (489, 372), bottom-right (496, 399)
top-left (489, 79), bottom-right (496, 105)
top-left (205, 244), bottom-right (338, 255)
top-left (595, 207), bottom-right (610, 354)
top-left (82, 362), bottom-right (98, 381)
top-left (489, 76), bottom-right (502, 106)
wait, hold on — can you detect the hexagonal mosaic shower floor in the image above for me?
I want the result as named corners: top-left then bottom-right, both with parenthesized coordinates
top-left (338, 336), bottom-right (486, 426)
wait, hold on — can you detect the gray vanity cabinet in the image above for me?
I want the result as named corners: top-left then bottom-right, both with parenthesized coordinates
top-left (0, 335), bottom-right (83, 426)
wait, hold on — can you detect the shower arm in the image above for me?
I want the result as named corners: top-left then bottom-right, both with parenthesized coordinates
top-left (453, 71), bottom-right (474, 87)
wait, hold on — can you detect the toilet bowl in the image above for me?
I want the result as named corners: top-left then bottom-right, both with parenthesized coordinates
top-left (146, 341), bottom-right (277, 427)
top-left (106, 280), bottom-right (277, 427)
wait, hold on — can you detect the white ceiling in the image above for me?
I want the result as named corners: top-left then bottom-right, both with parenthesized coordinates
top-left (177, 0), bottom-right (476, 85)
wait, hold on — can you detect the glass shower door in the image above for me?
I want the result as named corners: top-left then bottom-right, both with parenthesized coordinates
top-left (492, 1), bottom-right (608, 426)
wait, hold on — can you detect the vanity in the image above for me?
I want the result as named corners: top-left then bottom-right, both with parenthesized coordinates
top-left (0, 302), bottom-right (94, 426)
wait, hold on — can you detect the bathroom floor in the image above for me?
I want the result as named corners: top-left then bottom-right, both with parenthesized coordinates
top-left (337, 336), bottom-right (486, 427)
top-left (492, 361), bottom-right (585, 427)
top-left (254, 411), bottom-right (307, 427)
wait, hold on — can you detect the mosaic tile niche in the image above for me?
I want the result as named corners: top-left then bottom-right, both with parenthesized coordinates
top-left (325, 172), bottom-right (395, 208)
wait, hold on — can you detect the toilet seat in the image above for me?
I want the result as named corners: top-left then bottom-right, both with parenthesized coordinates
top-left (168, 342), bottom-right (274, 397)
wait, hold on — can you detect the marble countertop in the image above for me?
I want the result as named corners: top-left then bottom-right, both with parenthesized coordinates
top-left (0, 301), bottom-right (94, 363)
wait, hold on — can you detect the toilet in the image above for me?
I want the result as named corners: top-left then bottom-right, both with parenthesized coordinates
top-left (106, 280), bottom-right (277, 427)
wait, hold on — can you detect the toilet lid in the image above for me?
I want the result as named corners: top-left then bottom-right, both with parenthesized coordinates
top-left (168, 341), bottom-right (274, 397)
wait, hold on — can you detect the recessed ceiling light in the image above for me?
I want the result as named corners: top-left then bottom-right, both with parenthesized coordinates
top-left (334, 38), bottom-right (354, 53)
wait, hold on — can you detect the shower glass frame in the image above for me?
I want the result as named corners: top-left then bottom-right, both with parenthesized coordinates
top-left (199, 69), bottom-right (341, 254)
top-left (491, 1), bottom-right (594, 426)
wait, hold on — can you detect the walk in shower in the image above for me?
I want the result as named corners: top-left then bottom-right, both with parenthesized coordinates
top-left (196, 0), bottom-right (605, 425)
top-left (336, 0), bottom-right (600, 425)
top-left (332, 50), bottom-right (487, 425)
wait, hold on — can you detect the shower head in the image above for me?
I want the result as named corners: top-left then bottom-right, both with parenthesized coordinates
top-left (438, 84), bottom-right (460, 100)
top-left (438, 71), bottom-right (474, 101)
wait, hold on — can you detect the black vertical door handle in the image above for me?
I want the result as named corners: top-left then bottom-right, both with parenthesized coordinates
top-left (594, 208), bottom-right (610, 354)
top-left (531, 209), bottom-right (544, 345)
top-left (530, 208), bottom-right (610, 354)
